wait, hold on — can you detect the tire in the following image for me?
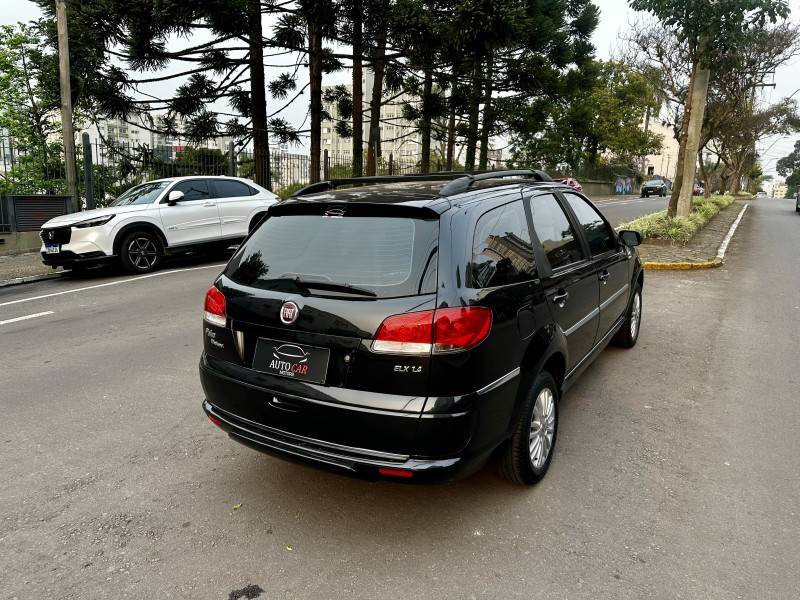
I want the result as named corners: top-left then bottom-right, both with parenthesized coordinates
top-left (612, 284), bottom-right (642, 348)
top-left (119, 230), bottom-right (163, 274)
top-left (499, 371), bottom-right (559, 485)
top-left (642, 193), bottom-right (648, 198)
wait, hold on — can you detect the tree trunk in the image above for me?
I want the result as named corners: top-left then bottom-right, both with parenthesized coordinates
top-left (667, 66), bottom-right (695, 217)
top-left (478, 56), bottom-right (494, 170)
top-left (366, 29), bottom-right (386, 176)
top-left (675, 41), bottom-right (711, 218)
top-left (698, 149), bottom-right (710, 198)
top-left (248, 0), bottom-right (270, 189)
top-left (420, 66), bottom-right (433, 174)
top-left (445, 69), bottom-right (457, 171)
top-left (445, 101), bottom-right (456, 171)
top-left (308, 22), bottom-right (323, 183)
top-left (351, 0), bottom-right (363, 177)
top-left (464, 58), bottom-right (482, 171)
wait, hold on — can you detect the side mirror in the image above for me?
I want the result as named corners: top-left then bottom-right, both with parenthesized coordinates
top-left (167, 190), bottom-right (185, 206)
top-left (619, 229), bottom-right (642, 247)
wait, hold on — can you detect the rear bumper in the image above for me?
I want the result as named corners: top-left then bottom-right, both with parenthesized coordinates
top-left (199, 355), bottom-right (508, 483)
top-left (202, 400), bottom-right (487, 483)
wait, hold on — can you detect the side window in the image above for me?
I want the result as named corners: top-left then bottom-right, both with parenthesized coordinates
top-left (530, 193), bottom-right (584, 270)
top-left (563, 192), bottom-right (616, 255)
top-left (469, 201), bottom-right (536, 288)
top-left (215, 179), bottom-right (254, 198)
top-left (171, 179), bottom-right (210, 201)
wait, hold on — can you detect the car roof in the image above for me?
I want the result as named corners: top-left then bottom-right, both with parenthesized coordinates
top-left (148, 175), bottom-right (253, 184)
top-left (283, 179), bottom-right (571, 213)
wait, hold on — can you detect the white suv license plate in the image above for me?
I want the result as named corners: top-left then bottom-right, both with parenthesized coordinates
top-left (45, 244), bottom-right (60, 254)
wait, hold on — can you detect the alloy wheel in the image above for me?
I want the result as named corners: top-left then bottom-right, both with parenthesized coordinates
top-left (127, 237), bottom-right (158, 270)
top-left (630, 292), bottom-right (641, 339)
top-left (529, 387), bottom-right (556, 469)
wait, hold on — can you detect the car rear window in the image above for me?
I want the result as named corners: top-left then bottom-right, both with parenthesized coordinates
top-left (225, 214), bottom-right (439, 298)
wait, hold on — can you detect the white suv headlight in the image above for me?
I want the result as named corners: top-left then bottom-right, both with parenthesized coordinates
top-left (72, 215), bottom-right (116, 229)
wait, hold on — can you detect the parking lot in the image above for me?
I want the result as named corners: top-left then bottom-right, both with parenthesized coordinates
top-left (1, 198), bottom-right (798, 599)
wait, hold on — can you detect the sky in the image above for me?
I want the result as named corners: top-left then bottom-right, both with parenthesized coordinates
top-left (3, 0), bottom-right (800, 178)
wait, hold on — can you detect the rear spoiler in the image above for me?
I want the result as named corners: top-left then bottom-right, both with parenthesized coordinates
top-left (268, 201), bottom-right (441, 221)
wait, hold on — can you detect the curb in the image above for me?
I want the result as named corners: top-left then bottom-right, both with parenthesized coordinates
top-left (642, 203), bottom-right (749, 271)
top-left (0, 271), bottom-right (66, 289)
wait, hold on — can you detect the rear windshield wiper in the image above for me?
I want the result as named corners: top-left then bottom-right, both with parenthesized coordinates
top-left (271, 276), bottom-right (378, 297)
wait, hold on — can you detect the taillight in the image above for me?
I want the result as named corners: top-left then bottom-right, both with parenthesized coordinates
top-left (372, 310), bottom-right (434, 354)
top-left (433, 307), bottom-right (493, 353)
top-left (372, 307), bottom-right (492, 354)
top-left (204, 285), bottom-right (227, 327)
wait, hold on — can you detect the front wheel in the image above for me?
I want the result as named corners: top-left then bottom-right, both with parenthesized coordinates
top-left (119, 231), bottom-right (163, 274)
top-left (612, 284), bottom-right (642, 348)
top-left (499, 371), bottom-right (559, 485)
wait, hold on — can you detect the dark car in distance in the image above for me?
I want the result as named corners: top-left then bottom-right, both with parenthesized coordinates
top-left (641, 179), bottom-right (668, 197)
top-left (200, 171), bottom-right (644, 484)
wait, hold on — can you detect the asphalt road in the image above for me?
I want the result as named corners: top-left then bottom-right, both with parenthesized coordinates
top-left (593, 194), bottom-right (668, 227)
top-left (1, 197), bottom-right (798, 599)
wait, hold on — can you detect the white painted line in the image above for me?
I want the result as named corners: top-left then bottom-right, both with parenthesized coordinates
top-left (716, 203), bottom-right (749, 262)
top-left (0, 311), bottom-right (54, 326)
top-left (0, 263), bottom-right (226, 308)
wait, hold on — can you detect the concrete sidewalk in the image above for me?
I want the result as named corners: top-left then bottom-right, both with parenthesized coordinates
top-left (0, 251), bottom-right (63, 286)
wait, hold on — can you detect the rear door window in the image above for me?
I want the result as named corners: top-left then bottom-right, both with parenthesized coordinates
top-left (214, 179), bottom-right (256, 198)
top-left (225, 213), bottom-right (439, 298)
top-left (469, 200), bottom-right (536, 288)
top-left (529, 193), bottom-right (585, 270)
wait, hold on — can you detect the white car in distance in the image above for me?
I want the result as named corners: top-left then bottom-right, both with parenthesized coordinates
top-left (40, 176), bottom-right (279, 273)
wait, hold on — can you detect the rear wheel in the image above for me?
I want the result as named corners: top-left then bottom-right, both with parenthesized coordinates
top-left (119, 231), bottom-right (162, 274)
top-left (500, 371), bottom-right (559, 485)
top-left (612, 284), bottom-right (642, 348)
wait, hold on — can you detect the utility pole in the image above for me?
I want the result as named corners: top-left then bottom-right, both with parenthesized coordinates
top-left (56, 0), bottom-right (79, 211)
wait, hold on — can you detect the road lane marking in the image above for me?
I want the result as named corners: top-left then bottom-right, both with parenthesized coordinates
top-left (0, 263), bottom-right (226, 308)
top-left (716, 204), bottom-right (749, 261)
top-left (0, 311), bottom-right (54, 326)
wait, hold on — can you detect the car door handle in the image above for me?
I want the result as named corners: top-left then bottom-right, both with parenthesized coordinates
top-left (203, 202), bottom-right (216, 207)
top-left (552, 290), bottom-right (569, 308)
top-left (599, 270), bottom-right (610, 284)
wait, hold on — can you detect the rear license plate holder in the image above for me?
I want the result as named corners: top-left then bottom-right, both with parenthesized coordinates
top-left (252, 338), bottom-right (330, 384)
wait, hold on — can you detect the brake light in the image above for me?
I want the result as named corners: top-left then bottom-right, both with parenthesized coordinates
top-left (372, 307), bottom-right (492, 354)
top-left (372, 310), bottom-right (434, 354)
top-left (204, 285), bottom-right (227, 327)
top-left (433, 307), bottom-right (493, 353)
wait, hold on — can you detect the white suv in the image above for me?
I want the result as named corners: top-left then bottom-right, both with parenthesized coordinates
top-left (40, 176), bottom-right (279, 273)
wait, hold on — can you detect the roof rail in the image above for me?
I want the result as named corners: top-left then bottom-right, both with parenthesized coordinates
top-left (291, 174), bottom-right (467, 197)
top-left (439, 170), bottom-right (552, 197)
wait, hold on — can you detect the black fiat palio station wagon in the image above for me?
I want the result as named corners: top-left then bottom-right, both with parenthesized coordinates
top-left (200, 171), bottom-right (644, 484)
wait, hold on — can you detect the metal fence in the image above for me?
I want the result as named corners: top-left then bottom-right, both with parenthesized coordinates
top-left (1, 136), bottom-right (436, 207)
top-left (1, 135), bottom-right (646, 215)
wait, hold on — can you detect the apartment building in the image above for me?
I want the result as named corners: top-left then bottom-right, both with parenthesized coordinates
top-left (321, 71), bottom-right (422, 162)
top-left (642, 119), bottom-right (680, 180)
top-left (76, 112), bottom-right (234, 158)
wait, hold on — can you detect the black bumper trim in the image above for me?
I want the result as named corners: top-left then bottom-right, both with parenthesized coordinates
top-left (41, 250), bottom-right (113, 267)
top-left (203, 400), bottom-right (478, 482)
top-left (205, 401), bottom-right (410, 464)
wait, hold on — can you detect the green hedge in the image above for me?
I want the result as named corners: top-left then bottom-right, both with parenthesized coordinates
top-left (619, 195), bottom-right (736, 244)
